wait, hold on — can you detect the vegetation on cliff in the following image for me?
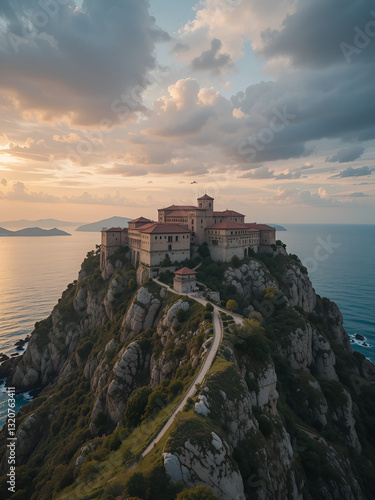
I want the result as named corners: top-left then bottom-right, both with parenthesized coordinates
top-left (0, 247), bottom-right (374, 499)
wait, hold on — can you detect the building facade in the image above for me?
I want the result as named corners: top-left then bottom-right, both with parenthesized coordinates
top-left (100, 195), bottom-right (276, 270)
top-left (173, 267), bottom-right (197, 293)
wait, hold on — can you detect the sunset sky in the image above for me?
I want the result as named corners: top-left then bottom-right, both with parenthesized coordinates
top-left (0, 0), bottom-right (374, 224)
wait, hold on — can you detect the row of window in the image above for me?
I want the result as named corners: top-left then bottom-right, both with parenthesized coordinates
top-left (153, 235), bottom-right (189, 241)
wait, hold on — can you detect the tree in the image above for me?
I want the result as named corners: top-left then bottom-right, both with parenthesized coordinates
top-left (231, 255), bottom-right (241, 268)
top-left (124, 386), bottom-right (152, 428)
top-left (161, 254), bottom-right (172, 267)
top-left (176, 485), bottom-right (219, 499)
top-left (226, 299), bottom-right (238, 312)
top-left (205, 302), bottom-right (214, 312)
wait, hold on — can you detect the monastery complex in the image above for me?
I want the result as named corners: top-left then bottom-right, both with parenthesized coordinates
top-left (100, 195), bottom-right (276, 276)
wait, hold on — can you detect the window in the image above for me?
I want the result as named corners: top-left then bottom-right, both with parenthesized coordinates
top-left (199, 203), bottom-right (202, 208)
top-left (168, 244), bottom-right (172, 251)
top-left (209, 203), bottom-right (211, 208)
top-left (201, 219), bottom-right (203, 223)
top-left (155, 236), bottom-right (157, 239)
top-left (175, 236), bottom-right (178, 241)
top-left (168, 236), bottom-right (172, 242)
top-left (160, 236), bottom-right (162, 239)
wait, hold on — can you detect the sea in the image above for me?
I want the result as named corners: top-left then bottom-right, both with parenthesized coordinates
top-left (0, 224), bottom-right (374, 427)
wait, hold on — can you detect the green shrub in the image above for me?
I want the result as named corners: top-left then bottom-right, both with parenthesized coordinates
top-left (205, 302), bottom-right (214, 312)
top-left (176, 308), bottom-right (188, 323)
top-left (177, 485), bottom-right (219, 499)
top-left (226, 299), bottom-right (238, 312)
top-left (124, 386), bottom-right (153, 428)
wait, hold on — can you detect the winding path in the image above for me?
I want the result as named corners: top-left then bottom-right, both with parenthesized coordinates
top-left (141, 280), bottom-right (241, 457)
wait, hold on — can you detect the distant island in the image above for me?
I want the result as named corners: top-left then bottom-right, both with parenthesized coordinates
top-left (76, 216), bottom-right (133, 232)
top-left (0, 227), bottom-right (71, 237)
top-left (0, 218), bottom-right (82, 229)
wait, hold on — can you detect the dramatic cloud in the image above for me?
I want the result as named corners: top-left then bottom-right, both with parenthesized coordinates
top-left (0, 0), bottom-right (168, 126)
top-left (191, 38), bottom-right (232, 75)
top-left (259, 0), bottom-right (375, 67)
top-left (326, 146), bottom-right (365, 163)
top-left (331, 166), bottom-right (375, 178)
top-left (1, 178), bottom-right (7, 186)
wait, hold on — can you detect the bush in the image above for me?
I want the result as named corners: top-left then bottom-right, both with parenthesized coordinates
top-left (161, 254), bottom-right (172, 267)
top-left (205, 302), bottom-right (214, 312)
top-left (226, 299), bottom-right (238, 312)
top-left (231, 255), bottom-right (241, 268)
top-left (198, 243), bottom-right (211, 259)
top-left (176, 485), bottom-right (219, 499)
top-left (127, 472), bottom-right (147, 498)
top-left (204, 311), bottom-right (212, 320)
top-left (176, 308), bottom-right (188, 323)
top-left (76, 340), bottom-right (93, 359)
top-left (169, 380), bottom-right (184, 396)
top-left (124, 386), bottom-right (153, 428)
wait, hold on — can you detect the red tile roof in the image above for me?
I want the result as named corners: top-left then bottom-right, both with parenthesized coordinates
top-left (174, 267), bottom-right (197, 276)
top-left (165, 211), bottom-right (189, 217)
top-left (246, 223), bottom-right (276, 231)
top-left (206, 222), bottom-right (259, 230)
top-left (213, 210), bottom-right (245, 217)
top-left (137, 223), bottom-right (190, 234)
top-left (197, 194), bottom-right (214, 200)
top-left (129, 216), bottom-right (153, 224)
top-left (161, 205), bottom-right (201, 211)
top-left (105, 227), bottom-right (123, 232)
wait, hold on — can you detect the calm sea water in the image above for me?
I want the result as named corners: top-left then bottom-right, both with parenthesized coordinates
top-left (0, 224), bottom-right (374, 427)
top-left (0, 230), bottom-right (100, 427)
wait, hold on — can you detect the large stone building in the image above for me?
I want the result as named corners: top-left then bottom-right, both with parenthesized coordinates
top-left (100, 195), bottom-right (276, 270)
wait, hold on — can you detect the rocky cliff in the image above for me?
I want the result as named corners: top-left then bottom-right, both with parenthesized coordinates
top-left (0, 248), bottom-right (374, 500)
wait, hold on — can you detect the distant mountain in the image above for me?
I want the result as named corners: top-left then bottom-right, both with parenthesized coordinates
top-left (0, 227), bottom-right (71, 237)
top-left (76, 216), bottom-right (133, 232)
top-left (0, 219), bottom-right (82, 229)
top-left (266, 224), bottom-right (287, 231)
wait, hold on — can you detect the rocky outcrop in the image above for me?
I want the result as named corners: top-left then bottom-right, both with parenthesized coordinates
top-left (224, 262), bottom-right (277, 298)
top-left (312, 331), bottom-right (338, 380)
top-left (0, 413), bottom-right (44, 474)
top-left (121, 285), bottom-right (165, 339)
top-left (163, 434), bottom-right (246, 500)
top-left (223, 257), bottom-right (316, 313)
top-left (10, 287), bottom-right (107, 391)
top-left (279, 263), bottom-right (316, 312)
top-left (279, 325), bottom-right (314, 370)
top-left (105, 342), bottom-right (150, 425)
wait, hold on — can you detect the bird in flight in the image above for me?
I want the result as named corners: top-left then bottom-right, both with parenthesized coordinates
top-left (191, 181), bottom-right (197, 184)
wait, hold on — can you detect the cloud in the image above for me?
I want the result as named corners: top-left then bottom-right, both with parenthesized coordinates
top-left (331, 166), bottom-right (375, 178)
top-left (259, 186), bottom-right (351, 207)
top-left (326, 146), bottom-right (365, 163)
top-left (191, 38), bottom-right (232, 75)
top-left (1, 178), bottom-right (7, 186)
top-left (346, 192), bottom-right (367, 197)
top-left (172, 42), bottom-right (189, 53)
top-left (259, 0), bottom-right (375, 68)
top-left (0, 0), bottom-right (168, 126)
top-left (0, 181), bottom-right (141, 206)
top-left (240, 164), bottom-right (313, 180)
top-left (240, 166), bottom-right (275, 179)
top-left (0, 181), bottom-right (60, 203)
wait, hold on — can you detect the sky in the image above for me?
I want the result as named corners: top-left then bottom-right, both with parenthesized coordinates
top-left (0, 0), bottom-right (374, 224)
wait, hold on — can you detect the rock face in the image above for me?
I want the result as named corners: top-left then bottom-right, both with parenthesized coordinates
top-left (163, 436), bottom-right (246, 500)
top-left (223, 256), bottom-right (316, 312)
top-left (121, 285), bottom-right (165, 338)
top-left (224, 262), bottom-right (278, 299)
top-left (10, 287), bottom-right (107, 391)
top-left (105, 342), bottom-right (150, 426)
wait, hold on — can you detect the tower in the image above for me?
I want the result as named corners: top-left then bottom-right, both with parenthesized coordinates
top-left (197, 194), bottom-right (214, 211)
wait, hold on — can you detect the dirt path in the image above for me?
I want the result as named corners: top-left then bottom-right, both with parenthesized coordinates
top-left (141, 280), bottom-right (231, 457)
